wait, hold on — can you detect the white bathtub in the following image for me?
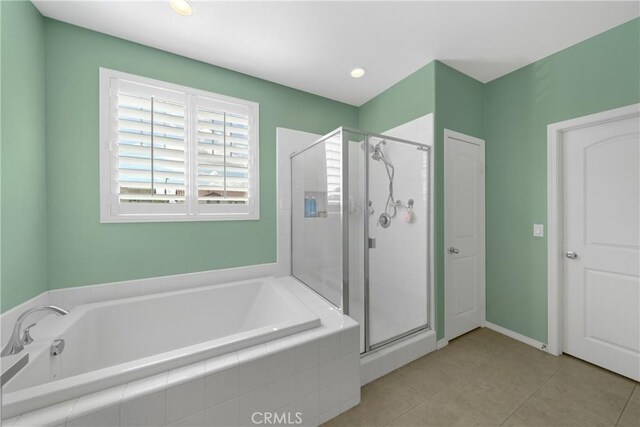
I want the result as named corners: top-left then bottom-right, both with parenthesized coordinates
top-left (2, 277), bottom-right (321, 418)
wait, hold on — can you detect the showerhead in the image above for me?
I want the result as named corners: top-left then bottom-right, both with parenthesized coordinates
top-left (371, 139), bottom-right (386, 162)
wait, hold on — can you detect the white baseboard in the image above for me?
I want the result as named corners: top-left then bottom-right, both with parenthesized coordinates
top-left (436, 338), bottom-right (449, 349)
top-left (484, 321), bottom-right (547, 351)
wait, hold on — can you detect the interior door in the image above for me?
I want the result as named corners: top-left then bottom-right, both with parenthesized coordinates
top-left (563, 113), bottom-right (640, 381)
top-left (444, 131), bottom-right (485, 341)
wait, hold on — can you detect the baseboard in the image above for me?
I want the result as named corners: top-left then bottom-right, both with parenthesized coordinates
top-left (484, 321), bottom-right (547, 351)
top-left (436, 338), bottom-right (449, 349)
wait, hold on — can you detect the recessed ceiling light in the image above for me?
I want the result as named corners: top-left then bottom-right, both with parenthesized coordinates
top-left (170, 0), bottom-right (193, 16)
top-left (350, 68), bottom-right (366, 78)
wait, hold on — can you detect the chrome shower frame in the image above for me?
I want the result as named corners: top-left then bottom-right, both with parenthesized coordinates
top-left (290, 126), bottom-right (432, 355)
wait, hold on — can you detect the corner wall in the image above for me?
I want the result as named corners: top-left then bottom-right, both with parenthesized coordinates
top-left (483, 17), bottom-right (640, 342)
top-left (43, 19), bottom-right (358, 292)
top-left (357, 61), bottom-right (484, 341)
top-left (434, 62), bottom-right (484, 339)
top-left (358, 63), bottom-right (435, 133)
top-left (0, 1), bottom-right (48, 312)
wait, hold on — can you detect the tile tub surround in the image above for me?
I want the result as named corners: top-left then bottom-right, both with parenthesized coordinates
top-left (2, 277), bottom-right (361, 426)
top-left (3, 277), bottom-right (324, 417)
top-left (1, 263), bottom-right (279, 350)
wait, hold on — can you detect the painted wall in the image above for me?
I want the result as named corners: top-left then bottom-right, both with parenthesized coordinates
top-left (434, 62), bottom-right (484, 339)
top-left (0, 1), bottom-right (48, 312)
top-left (358, 63), bottom-right (435, 133)
top-left (42, 19), bottom-right (358, 291)
top-left (357, 60), bottom-right (484, 340)
top-left (2, 4), bottom-right (637, 350)
top-left (483, 17), bottom-right (640, 343)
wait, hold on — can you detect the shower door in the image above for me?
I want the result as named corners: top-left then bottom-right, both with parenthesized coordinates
top-left (365, 136), bottom-right (430, 350)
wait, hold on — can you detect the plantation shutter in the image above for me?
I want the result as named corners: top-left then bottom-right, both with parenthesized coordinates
top-left (325, 136), bottom-right (342, 206)
top-left (115, 79), bottom-right (187, 212)
top-left (101, 69), bottom-right (259, 222)
top-left (195, 97), bottom-right (253, 211)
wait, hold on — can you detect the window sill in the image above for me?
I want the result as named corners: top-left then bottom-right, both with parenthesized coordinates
top-left (100, 212), bottom-right (260, 224)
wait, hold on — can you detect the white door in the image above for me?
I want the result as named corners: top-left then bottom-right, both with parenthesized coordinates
top-left (563, 113), bottom-right (640, 381)
top-left (445, 130), bottom-right (485, 341)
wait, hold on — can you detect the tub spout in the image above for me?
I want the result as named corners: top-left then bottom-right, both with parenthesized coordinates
top-left (1, 306), bottom-right (69, 357)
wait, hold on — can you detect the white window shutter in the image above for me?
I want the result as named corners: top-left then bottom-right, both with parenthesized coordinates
top-left (100, 68), bottom-right (259, 222)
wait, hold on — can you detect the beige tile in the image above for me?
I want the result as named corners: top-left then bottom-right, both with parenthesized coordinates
top-left (450, 328), bottom-right (514, 358)
top-left (447, 373), bottom-right (532, 424)
top-left (323, 330), bottom-right (636, 427)
top-left (483, 348), bottom-right (557, 388)
top-left (505, 368), bottom-right (633, 427)
top-left (618, 385), bottom-right (640, 427)
top-left (389, 387), bottom-right (502, 427)
top-left (387, 357), bottom-right (455, 400)
top-left (323, 372), bottom-right (427, 427)
top-left (557, 355), bottom-right (636, 401)
top-left (420, 342), bottom-right (490, 382)
top-left (550, 372), bottom-right (630, 420)
top-left (504, 392), bottom-right (612, 427)
top-left (504, 343), bottom-right (563, 371)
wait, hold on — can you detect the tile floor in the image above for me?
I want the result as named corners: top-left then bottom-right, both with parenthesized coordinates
top-left (324, 328), bottom-right (639, 427)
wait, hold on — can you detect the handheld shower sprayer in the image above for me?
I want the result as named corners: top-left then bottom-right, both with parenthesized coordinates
top-left (370, 140), bottom-right (397, 227)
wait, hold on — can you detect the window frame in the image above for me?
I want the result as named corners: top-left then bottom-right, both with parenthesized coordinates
top-left (99, 68), bottom-right (260, 223)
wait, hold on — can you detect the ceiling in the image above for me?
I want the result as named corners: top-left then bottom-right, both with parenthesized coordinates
top-left (33, 1), bottom-right (639, 106)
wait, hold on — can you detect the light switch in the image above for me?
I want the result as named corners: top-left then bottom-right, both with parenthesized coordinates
top-left (533, 224), bottom-right (544, 237)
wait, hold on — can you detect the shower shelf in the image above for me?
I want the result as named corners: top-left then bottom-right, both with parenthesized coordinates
top-left (303, 190), bottom-right (328, 218)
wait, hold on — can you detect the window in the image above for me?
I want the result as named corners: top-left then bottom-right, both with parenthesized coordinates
top-left (99, 68), bottom-right (259, 222)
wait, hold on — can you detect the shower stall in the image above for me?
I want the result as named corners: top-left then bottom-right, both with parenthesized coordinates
top-left (290, 127), bottom-right (431, 354)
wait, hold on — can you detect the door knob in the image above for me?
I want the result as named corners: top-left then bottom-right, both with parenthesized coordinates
top-left (566, 251), bottom-right (578, 259)
top-left (448, 247), bottom-right (460, 254)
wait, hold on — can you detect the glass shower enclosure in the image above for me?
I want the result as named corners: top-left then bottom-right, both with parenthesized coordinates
top-left (291, 127), bottom-right (431, 354)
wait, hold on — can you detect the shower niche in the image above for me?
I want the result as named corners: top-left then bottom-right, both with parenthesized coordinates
top-left (291, 127), bottom-right (432, 354)
top-left (302, 191), bottom-right (328, 218)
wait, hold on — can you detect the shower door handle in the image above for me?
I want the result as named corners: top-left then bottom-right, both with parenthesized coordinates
top-left (448, 247), bottom-right (459, 254)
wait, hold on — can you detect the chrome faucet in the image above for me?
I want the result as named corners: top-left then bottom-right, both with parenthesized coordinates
top-left (1, 306), bottom-right (69, 357)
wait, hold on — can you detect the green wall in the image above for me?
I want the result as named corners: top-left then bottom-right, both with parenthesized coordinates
top-left (43, 19), bottom-right (358, 291)
top-left (2, 1), bottom-right (638, 349)
top-left (0, 1), bottom-right (48, 312)
top-left (434, 62), bottom-right (484, 339)
top-left (358, 63), bottom-right (435, 133)
top-left (357, 61), bottom-right (484, 340)
top-left (483, 17), bottom-right (640, 343)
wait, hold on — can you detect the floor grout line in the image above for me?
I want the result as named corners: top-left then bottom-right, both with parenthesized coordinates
top-left (382, 382), bottom-right (452, 427)
top-left (497, 364), bottom-right (562, 426)
top-left (327, 329), bottom-right (636, 427)
top-left (614, 384), bottom-right (636, 426)
top-left (381, 356), bottom-right (497, 427)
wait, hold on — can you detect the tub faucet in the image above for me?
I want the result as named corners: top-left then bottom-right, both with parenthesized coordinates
top-left (1, 306), bottom-right (69, 357)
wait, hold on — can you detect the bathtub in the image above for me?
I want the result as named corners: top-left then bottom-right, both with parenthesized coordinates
top-left (2, 277), bottom-right (322, 418)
